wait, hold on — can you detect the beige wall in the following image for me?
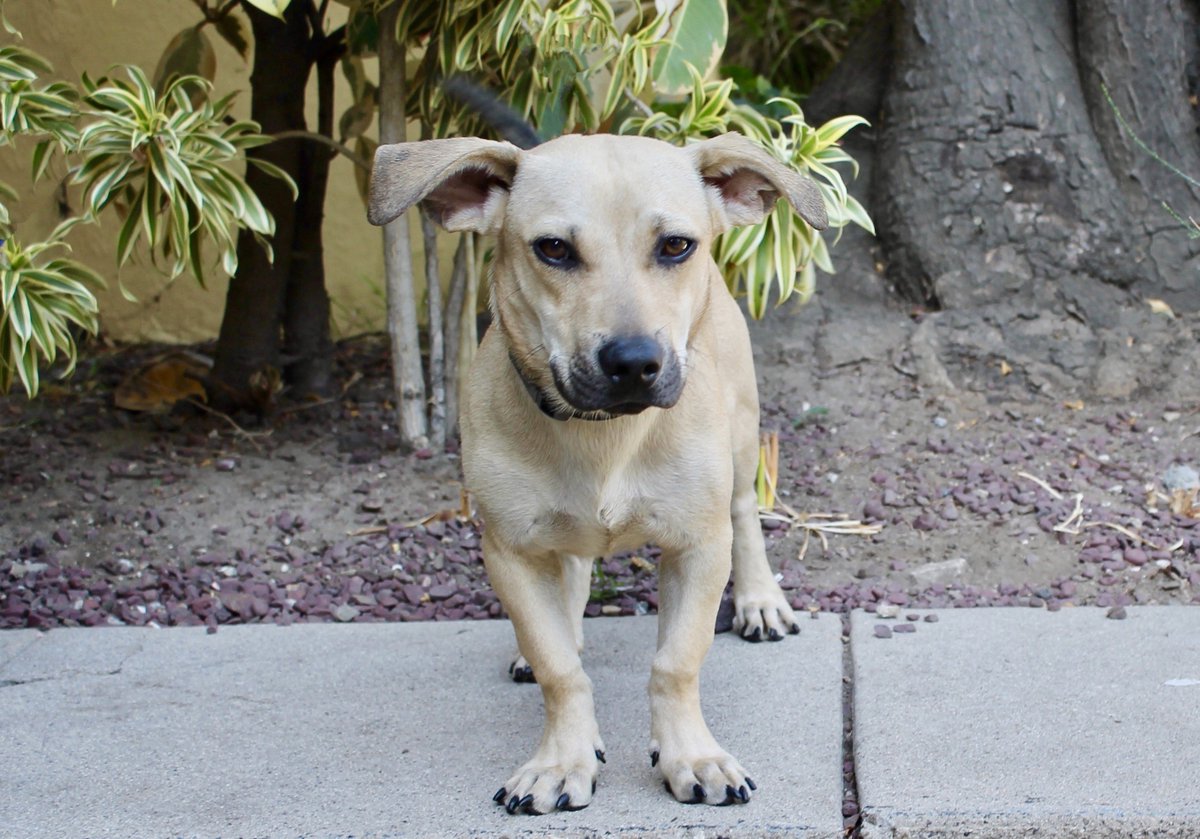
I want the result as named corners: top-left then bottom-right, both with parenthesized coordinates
top-left (2, 0), bottom-right (414, 344)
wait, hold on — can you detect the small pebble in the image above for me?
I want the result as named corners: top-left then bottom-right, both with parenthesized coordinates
top-left (923, 614), bottom-right (939, 623)
top-left (892, 623), bottom-right (916, 634)
top-left (1106, 605), bottom-right (1127, 620)
top-left (873, 625), bottom-right (892, 639)
top-left (875, 603), bottom-right (901, 619)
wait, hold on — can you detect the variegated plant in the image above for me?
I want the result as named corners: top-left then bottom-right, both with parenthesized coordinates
top-left (0, 30), bottom-right (291, 396)
top-left (392, 0), bottom-right (871, 320)
top-left (75, 66), bottom-right (291, 286)
top-left (0, 225), bottom-right (101, 397)
top-left (624, 65), bottom-right (873, 318)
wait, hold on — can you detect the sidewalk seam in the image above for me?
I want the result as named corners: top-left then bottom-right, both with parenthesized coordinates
top-left (842, 614), bottom-right (862, 838)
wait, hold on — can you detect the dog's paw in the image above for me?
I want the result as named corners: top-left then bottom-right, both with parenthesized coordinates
top-left (652, 738), bottom-right (755, 806)
top-left (493, 738), bottom-right (606, 815)
top-left (732, 580), bottom-right (800, 642)
top-left (508, 654), bottom-right (536, 683)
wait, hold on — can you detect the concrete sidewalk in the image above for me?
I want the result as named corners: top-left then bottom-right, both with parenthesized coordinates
top-left (1, 607), bottom-right (1197, 838)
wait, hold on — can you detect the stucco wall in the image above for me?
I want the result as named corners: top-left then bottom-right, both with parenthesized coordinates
top-left (1, 0), bottom-right (406, 344)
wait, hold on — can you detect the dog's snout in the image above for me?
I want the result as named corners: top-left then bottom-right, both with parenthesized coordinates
top-left (598, 336), bottom-right (663, 387)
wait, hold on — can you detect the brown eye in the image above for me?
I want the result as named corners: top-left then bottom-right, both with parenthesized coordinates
top-left (533, 237), bottom-right (577, 267)
top-left (658, 236), bottom-right (694, 263)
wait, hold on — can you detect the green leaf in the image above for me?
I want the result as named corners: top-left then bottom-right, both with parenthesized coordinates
top-left (651, 0), bottom-right (727, 98)
top-left (242, 0), bottom-right (292, 19)
top-left (30, 139), bottom-right (52, 182)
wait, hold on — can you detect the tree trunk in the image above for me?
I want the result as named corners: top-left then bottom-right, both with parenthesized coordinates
top-left (282, 23), bottom-right (341, 400)
top-left (815, 0), bottom-right (1200, 316)
top-left (210, 2), bottom-right (312, 411)
top-left (791, 0), bottom-right (1200, 402)
top-left (378, 1), bottom-right (429, 448)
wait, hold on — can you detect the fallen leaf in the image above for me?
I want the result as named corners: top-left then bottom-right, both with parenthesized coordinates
top-left (1169, 487), bottom-right (1199, 518)
top-left (114, 353), bottom-right (210, 412)
top-left (1147, 298), bottom-right (1176, 318)
top-left (630, 556), bottom-right (655, 572)
top-left (998, 359), bottom-right (1012, 376)
top-left (1063, 400), bottom-right (1085, 411)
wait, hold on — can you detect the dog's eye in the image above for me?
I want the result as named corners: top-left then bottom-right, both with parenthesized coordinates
top-left (533, 238), bottom-right (577, 268)
top-left (658, 236), bottom-right (695, 264)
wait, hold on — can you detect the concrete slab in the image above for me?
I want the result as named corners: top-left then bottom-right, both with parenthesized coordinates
top-left (0, 615), bottom-right (843, 838)
top-left (0, 628), bottom-right (39, 670)
top-left (851, 607), bottom-right (1200, 838)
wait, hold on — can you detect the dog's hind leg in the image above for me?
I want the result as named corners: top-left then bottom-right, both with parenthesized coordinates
top-left (487, 538), bottom-right (605, 814)
top-left (729, 420), bottom-right (801, 642)
top-left (510, 554), bottom-right (593, 683)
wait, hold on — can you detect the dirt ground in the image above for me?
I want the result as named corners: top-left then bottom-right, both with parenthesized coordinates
top-left (2, 299), bottom-right (1198, 630)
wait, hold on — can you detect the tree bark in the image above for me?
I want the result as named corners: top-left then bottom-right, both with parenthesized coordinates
top-left (378, 1), bottom-right (429, 447)
top-left (281, 20), bottom-right (342, 400)
top-left (210, 2), bottom-right (312, 411)
top-left (819, 0), bottom-right (1200, 318)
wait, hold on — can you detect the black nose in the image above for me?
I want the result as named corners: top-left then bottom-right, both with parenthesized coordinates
top-left (597, 336), bottom-right (663, 389)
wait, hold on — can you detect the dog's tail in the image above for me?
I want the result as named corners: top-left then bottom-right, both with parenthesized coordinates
top-left (441, 75), bottom-right (543, 150)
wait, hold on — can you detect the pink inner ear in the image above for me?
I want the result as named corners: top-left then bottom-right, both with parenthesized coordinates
top-left (424, 166), bottom-right (509, 226)
top-left (703, 168), bottom-right (778, 216)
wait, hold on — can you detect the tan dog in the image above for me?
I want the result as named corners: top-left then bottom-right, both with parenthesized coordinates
top-left (368, 132), bottom-right (826, 814)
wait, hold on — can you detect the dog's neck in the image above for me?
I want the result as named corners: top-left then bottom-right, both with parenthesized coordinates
top-left (508, 352), bottom-right (612, 422)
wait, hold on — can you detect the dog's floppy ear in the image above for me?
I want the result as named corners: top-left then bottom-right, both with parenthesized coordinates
top-left (689, 132), bottom-right (828, 232)
top-left (367, 138), bottom-right (521, 233)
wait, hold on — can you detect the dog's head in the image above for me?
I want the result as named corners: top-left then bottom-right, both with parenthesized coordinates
top-left (369, 133), bottom-right (826, 418)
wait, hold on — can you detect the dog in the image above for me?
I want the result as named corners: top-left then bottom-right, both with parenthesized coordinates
top-left (368, 131), bottom-right (827, 814)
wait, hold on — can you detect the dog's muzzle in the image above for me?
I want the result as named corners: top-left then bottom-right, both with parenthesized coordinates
top-left (554, 336), bottom-right (684, 416)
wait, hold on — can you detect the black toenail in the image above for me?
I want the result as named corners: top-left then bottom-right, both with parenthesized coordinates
top-left (493, 787), bottom-right (507, 803)
top-left (506, 795), bottom-right (520, 814)
top-left (556, 793), bottom-right (570, 810)
top-left (746, 776), bottom-right (757, 791)
top-left (790, 623), bottom-right (801, 634)
top-left (595, 749), bottom-right (606, 763)
top-left (748, 627), bottom-right (762, 642)
top-left (650, 750), bottom-right (659, 767)
top-left (693, 783), bottom-right (706, 801)
top-left (768, 627), bottom-right (781, 641)
top-left (725, 784), bottom-right (738, 802)
top-left (738, 784), bottom-right (749, 802)
top-left (518, 793), bottom-right (534, 812)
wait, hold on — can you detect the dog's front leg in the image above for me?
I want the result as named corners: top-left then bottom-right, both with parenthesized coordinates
top-left (486, 537), bottom-right (605, 815)
top-left (650, 528), bottom-right (754, 805)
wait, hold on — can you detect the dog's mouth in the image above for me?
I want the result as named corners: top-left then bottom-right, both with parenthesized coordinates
top-left (549, 342), bottom-right (685, 416)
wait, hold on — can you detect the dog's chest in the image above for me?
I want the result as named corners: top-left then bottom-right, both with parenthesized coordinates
top-left (507, 462), bottom-right (706, 557)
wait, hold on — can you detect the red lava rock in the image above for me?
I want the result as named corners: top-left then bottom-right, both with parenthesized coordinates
top-left (911, 513), bottom-right (938, 531)
top-left (427, 583), bottom-right (456, 601)
top-left (1123, 547), bottom-right (1148, 566)
top-left (413, 448), bottom-right (434, 460)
